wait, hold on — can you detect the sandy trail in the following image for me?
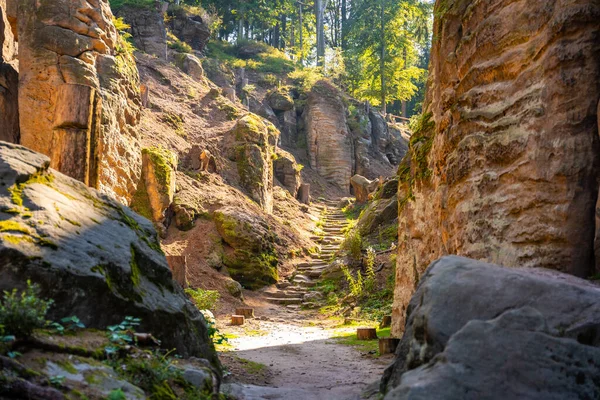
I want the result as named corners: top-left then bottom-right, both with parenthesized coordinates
top-left (218, 303), bottom-right (392, 400)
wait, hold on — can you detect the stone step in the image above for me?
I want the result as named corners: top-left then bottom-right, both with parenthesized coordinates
top-left (297, 262), bottom-right (327, 268)
top-left (286, 304), bottom-right (301, 310)
top-left (267, 297), bottom-right (303, 305)
top-left (304, 270), bottom-right (324, 279)
top-left (294, 280), bottom-right (317, 288)
top-left (263, 289), bottom-right (306, 299)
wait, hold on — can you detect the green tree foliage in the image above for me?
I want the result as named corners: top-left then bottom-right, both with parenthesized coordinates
top-left (345, 0), bottom-right (432, 113)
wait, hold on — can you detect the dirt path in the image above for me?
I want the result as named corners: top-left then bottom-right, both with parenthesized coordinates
top-left (217, 200), bottom-right (391, 399)
top-left (218, 312), bottom-right (392, 400)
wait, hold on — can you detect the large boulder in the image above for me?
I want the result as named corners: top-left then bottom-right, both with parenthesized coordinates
top-left (392, 0), bottom-right (600, 333)
top-left (167, 5), bottom-right (211, 52)
top-left (274, 148), bottom-right (301, 198)
top-left (116, 3), bottom-right (168, 59)
top-left (267, 88), bottom-right (294, 112)
top-left (382, 256), bottom-right (600, 396)
top-left (0, 0), bottom-right (18, 144)
top-left (131, 147), bottom-right (178, 229)
top-left (385, 307), bottom-right (600, 400)
top-left (18, 0), bottom-right (142, 203)
top-left (226, 114), bottom-right (278, 213)
top-left (350, 174), bottom-right (379, 204)
top-left (213, 206), bottom-right (279, 289)
top-left (357, 196), bottom-right (398, 237)
top-left (304, 80), bottom-right (353, 192)
top-left (0, 142), bottom-right (218, 364)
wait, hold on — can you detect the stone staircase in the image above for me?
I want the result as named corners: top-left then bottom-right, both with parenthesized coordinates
top-left (264, 199), bottom-right (349, 309)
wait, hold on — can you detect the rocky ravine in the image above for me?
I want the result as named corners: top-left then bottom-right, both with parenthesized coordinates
top-left (392, 0), bottom-right (600, 335)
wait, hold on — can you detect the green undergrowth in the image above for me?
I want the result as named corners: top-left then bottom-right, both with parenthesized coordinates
top-left (206, 40), bottom-right (295, 75)
top-left (333, 327), bottom-right (391, 357)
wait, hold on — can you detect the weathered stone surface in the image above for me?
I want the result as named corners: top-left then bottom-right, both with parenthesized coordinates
top-left (177, 53), bottom-right (205, 82)
top-left (274, 148), bottom-right (301, 198)
top-left (117, 4), bottom-right (168, 59)
top-left (226, 114), bottom-right (278, 213)
top-left (213, 206), bottom-right (279, 289)
top-left (350, 175), bottom-right (379, 204)
top-left (18, 0), bottom-right (142, 204)
top-left (385, 307), bottom-right (600, 400)
top-left (0, 0), bottom-right (18, 144)
top-left (131, 147), bottom-right (177, 229)
top-left (392, 0), bottom-right (600, 332)
top-left (168, 5), bottom-right (211, 52)
top-left (305, 80), bottom-right (353, 192)
top-left (268, 88), bottom-right (294, 112)
top-left (278, 108), bottom-right (298, 147)
top-left (0, 142), bottom-right (218, 363)
top-left (383, 256), bottom-right (600, 393)
top-left (202, 58), bottom-right (235, 89)
top-left (357, 196), bottom-right (398, 237)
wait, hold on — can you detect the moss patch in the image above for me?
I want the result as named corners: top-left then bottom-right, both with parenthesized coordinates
top-left (8, 172), bottom-right (55, 208)
top-left (142, 147), bottom-right (177, 196)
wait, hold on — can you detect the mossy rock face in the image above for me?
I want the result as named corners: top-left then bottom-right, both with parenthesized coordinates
top-left (229, 114), bottom-right (277, 213)
top-left (0, 142), bottom-right (219, 366)
top-left (133, 147), bottom-right (177, 224)
top-left (357, 196), bottom-right (399, 237)
top-left (267, 88), bottom-right (294, 112)
top-left (213, 206), bottom-right (279, 289)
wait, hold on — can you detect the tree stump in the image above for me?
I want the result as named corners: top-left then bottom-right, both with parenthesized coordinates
top-left (356, 327), bottom-right (377, 340)
top-left (231, 315), bottom-right (245, 326)
top-left (379, 338), bottom-right (401, 355)
top-left (236, 307), bottom-right (255, 318)
top-left (380, 315), bottom-right (392, 328)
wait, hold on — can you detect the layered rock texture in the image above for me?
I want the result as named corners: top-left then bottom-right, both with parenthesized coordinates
top-left (0, 0), bottom-right (18, 143)
top-left (382, 256), bottom-right (600, 399)
top-left (392, 0), bottom-right (600, 336)
top-left (18, 0), bottom-right (142, 203)
top-left (305, 81), bottom-right (354, 191)
top-left (116, 3), bottom-right (168, 59)
top-left (226, 114), bottom-right (278, 213)
top-left (0, 142), bottom-right (218, 362)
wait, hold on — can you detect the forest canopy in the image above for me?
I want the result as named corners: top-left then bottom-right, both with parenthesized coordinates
top-left (112, 0), bottom-right (433, 117)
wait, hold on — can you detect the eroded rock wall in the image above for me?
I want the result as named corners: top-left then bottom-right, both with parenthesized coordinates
top-left (117, 4), bottom-right (168, 60)
top-left (391, 0), bottom-right (600, 337)
top-left (18, 0), bottom-right (142, 204)
top-left (305, 80), bottom-right (353, 191)
top-left (0, 0), bottom-right (18, 143)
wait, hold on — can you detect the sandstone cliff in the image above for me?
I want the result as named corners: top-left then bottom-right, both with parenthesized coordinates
top-left (391, 0), bottom-right (600, 337)
top-left (17, 0), bottom-right (142, 204)
top-left (0, 0), bottom-right (18, 143)
top-left (305, 80), bottom-right (354, 191)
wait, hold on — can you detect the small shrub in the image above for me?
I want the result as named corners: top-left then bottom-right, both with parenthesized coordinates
top-left (0, 280), bottom-right (53, 338)
top-left (185, 288), bottom-right (220, 311)
top-left (341, 265), bottom-right (364, 298)
top-left (341, 229), bottom-right (363, 260)
top-left (105, 316), bottom-right (142, 357)
top-left (364, 247), bottom-right (377, 292)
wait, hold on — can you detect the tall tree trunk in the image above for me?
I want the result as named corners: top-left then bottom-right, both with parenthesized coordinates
top-left (237, 18), bottom-right (244, 45)
top-left (281, 14), bottom-right (287, 49)
top-left (273, 22), bottom-right (281, 48)
top-left (401, 44), bottom-right (408, 117)
top-left (380, 0), bottom-right (386, 115)
top-left (341, 0), bottom-right (347, 50)
top-left (316, 0), bottom-right (328, 66)
top-left (299, 2), bottom-right (304, 64)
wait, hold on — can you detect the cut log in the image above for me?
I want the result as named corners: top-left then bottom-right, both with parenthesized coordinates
top-left (380, 315), bottom-right (392, 328)
top-left (231, 315), bottom-right (245, 326)
top-left (356, 327), bottom-right (377, 340)
top-left (379, 338), bottom-right (401, 355)
top-left (236, 307), bottom-right (255, 318)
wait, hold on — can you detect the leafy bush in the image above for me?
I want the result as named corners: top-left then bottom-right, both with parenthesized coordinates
top-left (185, 288), bottom-right (220, 311)
top-left (113, 17), bottom-right (136, 56)
top-left (341, 265), bottom-right (364, 298)
top-left (288, 67), bottom-right (325, 92)
top-left (105, 316), bottom-right (143, 357)
top-left (341, 229), bottom-right (363, 260)
top-left (364, 247), bottom-right (377, 292)
top-left (49, 316), bottom-right (86, 335)
top-left (0, 280), bottom-right (53, 338)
